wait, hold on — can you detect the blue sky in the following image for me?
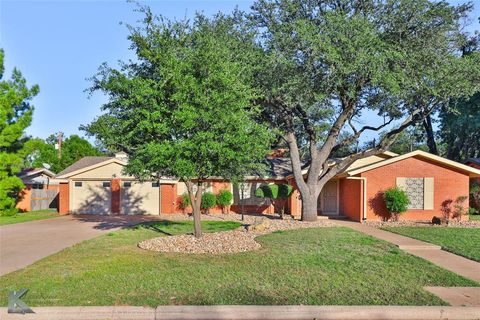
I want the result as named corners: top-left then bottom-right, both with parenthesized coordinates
top-left (1, 0), bottom-right (479, 141)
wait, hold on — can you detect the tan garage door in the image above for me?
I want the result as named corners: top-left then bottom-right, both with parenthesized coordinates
top-left (121, 181), bottom-right (159, 215)
top-left (72, 181), bottom-right (111, 214)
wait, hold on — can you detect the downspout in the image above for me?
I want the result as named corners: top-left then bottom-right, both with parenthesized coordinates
top-left (346, 177), bottom-right (367, 221)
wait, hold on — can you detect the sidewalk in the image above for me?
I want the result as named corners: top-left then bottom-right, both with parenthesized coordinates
top-left (334, 220), bottom-right (480, 282)
top-left (2, 306), bottom-right (480, 320)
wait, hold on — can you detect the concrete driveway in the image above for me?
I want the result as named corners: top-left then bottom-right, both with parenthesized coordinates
top-left (0, 215), bottom-right (159, 276)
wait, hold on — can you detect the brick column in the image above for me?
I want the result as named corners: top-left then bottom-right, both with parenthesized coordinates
top-left (58, 182), bottom-right (70, 214)
top-left (111, 179), bottom-right (121, 214)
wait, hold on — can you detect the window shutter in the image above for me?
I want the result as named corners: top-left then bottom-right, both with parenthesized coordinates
top-left (396, 177), bottom-right (407, 190)
top-left (423, 178), bottom-right (434, 210)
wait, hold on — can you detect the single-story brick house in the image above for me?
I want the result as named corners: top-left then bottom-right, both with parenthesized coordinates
top-left (55, 150), bottom-right (480, 221)
top-left (16, 168), bottom-right (59, 212)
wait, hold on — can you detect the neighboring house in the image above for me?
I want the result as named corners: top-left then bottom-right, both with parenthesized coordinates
top-left (16, 168), bottom-right (59, 212)
top-left (56, 150), bottom-right (480, 221)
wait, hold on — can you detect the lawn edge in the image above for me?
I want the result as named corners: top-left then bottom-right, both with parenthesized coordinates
top-left (2, 305), bottom-right (480, 320)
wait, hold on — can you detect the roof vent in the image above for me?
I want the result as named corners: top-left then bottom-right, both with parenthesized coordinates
top-left (115, 152), bottom-right (129, 162)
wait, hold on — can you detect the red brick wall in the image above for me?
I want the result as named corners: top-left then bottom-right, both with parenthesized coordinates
top-left (111, 179), bottom-right (120, 214)
top-left (360, 156), bottom-right (470, 221)
top-left (58, 182), bottom-right (70, 214)
top-left (16, 184), bottom-right (32, 212)
top-left (339, 178), bottom-right (363, 222)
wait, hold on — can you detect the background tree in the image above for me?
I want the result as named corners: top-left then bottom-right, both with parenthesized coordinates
top-left (248, 0), bottom-right (480, 221)
top-left (0, 49), bottom-right (38, 215)
top-left (439, 93), bottom-right (480, 161)
top-left (23, 134), bottom-right (102, 173)
top-left (83, 8), bottom-right (273, 237)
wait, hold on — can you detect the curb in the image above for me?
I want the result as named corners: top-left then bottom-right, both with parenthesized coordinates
top-left (2, 305), bottom-right (480, 320)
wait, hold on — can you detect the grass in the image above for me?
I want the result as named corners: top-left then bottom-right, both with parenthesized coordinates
top-left (0, 209), bottom-right (60, 226)
top-left (383, 227), bottom-right (480, 262)
top-left (469, 214), bottom-right (480, 221)
top-left (0, 220), bottom-right (477, 307)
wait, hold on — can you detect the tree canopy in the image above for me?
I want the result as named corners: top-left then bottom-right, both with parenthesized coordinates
top-left (83, 8), bottom-right (273, 237)
top-left (247, 0), bottom-right (480, 220)
top-left (23, 134), bottom-right (101, 173)
top-left (0, 49), bottom-right (38, 215)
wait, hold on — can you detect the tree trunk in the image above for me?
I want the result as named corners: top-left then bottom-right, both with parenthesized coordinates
top-left (301, 190), bottom-right (318, 221)
top-left (186, 181), bottom-right (203, 238)
top-left (423, 115), bottom-right (438, 155)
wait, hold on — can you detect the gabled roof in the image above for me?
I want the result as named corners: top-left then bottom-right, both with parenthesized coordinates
top-left (18, 168), bottom-right (56, 179)
top-left (346, 150), bottom-right (480, 177)
top-left (55, 156), bottom-right (125, 178)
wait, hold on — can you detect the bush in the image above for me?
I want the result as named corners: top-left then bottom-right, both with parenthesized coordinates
top-left (383, 187), bottom-right (409, 221)
top-left (452, 195), bottom-right (468, 221)
top-left (217, 189), bottom-right (233, 214)
top-left (255, 183), bottom-right (294, 218)
top-left (178, 193), bottom-right (191, 212)
top-left (468, 207), bottom-right (478, 215)
top-left (201, 192), bottom-right (216, 214)
top-left (0, 208), bottom-right (18, 217)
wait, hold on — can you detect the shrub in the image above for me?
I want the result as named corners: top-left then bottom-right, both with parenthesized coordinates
top-left (452, 195), bottom-right (468, 221)
top-left (217, 189), bottom-right (233, 214)
top-left (179, 193), bottom-right (191, 213)
top-left (255, 183), bottom-right (294, 218)
top-left (383, 187), bottom-right (409, 221)
top-left (201, 192), bottom-right (216, 214)
top-left (468, 207), bottom-right (478, 215)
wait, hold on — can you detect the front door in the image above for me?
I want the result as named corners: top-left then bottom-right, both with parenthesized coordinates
top-left (318, 180), bottom-right (338, 215)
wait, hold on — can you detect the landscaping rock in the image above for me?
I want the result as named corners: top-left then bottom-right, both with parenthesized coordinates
top-left (139, 213), bottom-right (336, 254)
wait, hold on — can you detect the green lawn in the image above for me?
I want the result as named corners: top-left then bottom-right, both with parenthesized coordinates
top-left (0, 210), bottom-right (60, 226)
top-left (383, 227), bottom-right (480, 262)
top-left (469, 214), bottom-right (480, 221)
top-left (0, 221), bottom-right (477, 307)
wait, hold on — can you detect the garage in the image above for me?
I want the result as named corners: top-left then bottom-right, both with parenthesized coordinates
top-left (121, 181), bottom-right (160, 215)
top-left (72, 180), bottom-right (111, 214)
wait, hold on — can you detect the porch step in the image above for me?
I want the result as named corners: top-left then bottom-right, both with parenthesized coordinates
top-left (321, 215), bottom-right (349, 220)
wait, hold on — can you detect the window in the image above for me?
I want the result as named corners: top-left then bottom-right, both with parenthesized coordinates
top-left (103, 181), bottom-right (111, 188)
top-left (152, 182), bottom-right (160, 188)
top-left (123, 181), bottom-right (132, 188)
top-left (32, 183), bottom-right (44, 189)
top-left (74, 182), bottom-right (82, 187)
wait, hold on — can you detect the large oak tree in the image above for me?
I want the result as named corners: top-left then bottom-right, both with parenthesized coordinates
top-left (248, 0), bottom-right (480, 221)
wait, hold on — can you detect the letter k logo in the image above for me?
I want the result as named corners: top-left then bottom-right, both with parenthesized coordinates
top-left (8, 289), bottom-right (34, 314)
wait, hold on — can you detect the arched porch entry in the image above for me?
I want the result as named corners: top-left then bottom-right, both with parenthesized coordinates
top-left (317, 179), bottom-right (339, 216)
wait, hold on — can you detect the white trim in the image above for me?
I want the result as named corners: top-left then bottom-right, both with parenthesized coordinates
top-left (347, 150), bottom-right (480, 177)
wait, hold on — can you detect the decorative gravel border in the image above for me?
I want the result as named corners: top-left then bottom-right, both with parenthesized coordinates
top-left (138, 215), bottom-right (337, 254)
top-left (365, 220), bottom-right (480, 228)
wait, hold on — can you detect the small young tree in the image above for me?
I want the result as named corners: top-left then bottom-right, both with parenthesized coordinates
top-left (452, 196), bottom-right (468, 221)
top-left (0, 49), bottom-right (38, 216)
top-left (201, 192), bottom-right (216, 215)
top-left (217, 189), bottom-right (233, 214)
top-left (255, 183), bottom-right (293, 219)
top-left (83, 8), bottom-right (273, 238)
top-left (383, 187), bottom-right (410, 222)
